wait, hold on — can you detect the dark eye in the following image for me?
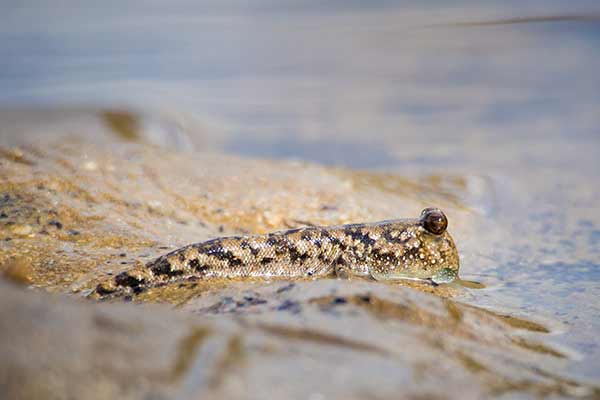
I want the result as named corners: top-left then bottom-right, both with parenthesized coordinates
top-left (420, 208), bottom-right (448, 235)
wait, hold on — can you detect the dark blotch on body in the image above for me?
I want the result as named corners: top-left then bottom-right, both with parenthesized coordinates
top-left (383, 229), bottom-right (406, 244)
top-left (205, 243), bottom-right (243, 266)
top-left (288, 246), bottom-right (309, 264)
top-left (188, 258), bottom-right (209, 273)
top-left (261, 257), bottom-right (274, 265)
top-left (301, 232), bottom-right (313, 241)
top-left (151, 258), bottom-right (184, 277)
top-left (114, 272), bottom-right (144, 294)
top-left (266, 235), bottom-right (288, 255)
top-left (344, 227), bottom-right (376, 247)
top-left (266, 236), bottom-right (278, 246)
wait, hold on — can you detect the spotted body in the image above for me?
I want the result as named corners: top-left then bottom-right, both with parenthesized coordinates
top-left (96, 208), bottom-right (459, 297)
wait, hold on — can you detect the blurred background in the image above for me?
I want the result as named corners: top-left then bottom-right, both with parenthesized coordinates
top-left (1, 0), bottom-right (599, 168)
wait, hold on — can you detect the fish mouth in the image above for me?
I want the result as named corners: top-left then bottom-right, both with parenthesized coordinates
top-left (431, 267), bottom-right (459, 284)
top-left (370, 266), bottom-right (459, 284)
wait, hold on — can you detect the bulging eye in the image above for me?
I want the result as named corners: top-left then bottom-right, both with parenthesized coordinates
top-left (420, 208), bottom-right (448, 235)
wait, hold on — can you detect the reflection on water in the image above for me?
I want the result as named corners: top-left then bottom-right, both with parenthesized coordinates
top-left (455, 278), bottom-right (486, 290)
top-left (1, 0), bottom-right (600, 389)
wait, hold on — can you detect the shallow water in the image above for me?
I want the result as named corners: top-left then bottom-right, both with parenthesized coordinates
top-left (1, 0), bottom-right (600, 391)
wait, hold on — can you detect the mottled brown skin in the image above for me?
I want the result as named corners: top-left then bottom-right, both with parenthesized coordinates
top-left (95, 208), bottom-right (459, 297)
